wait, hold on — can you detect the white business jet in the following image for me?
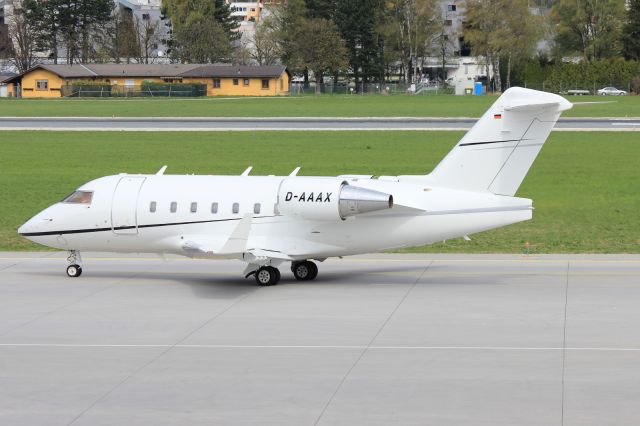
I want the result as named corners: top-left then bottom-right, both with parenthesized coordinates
top-left (19, 87), bottom-right (572, 285)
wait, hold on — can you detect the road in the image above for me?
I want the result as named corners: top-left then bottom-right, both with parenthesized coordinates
top-left (1, 252), bottom-right (639, 425)
top-left (1, 116), bottom-right (639, 131)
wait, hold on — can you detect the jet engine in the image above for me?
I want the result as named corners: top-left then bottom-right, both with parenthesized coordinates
top-left (278, 178), bottom-right (393, 221)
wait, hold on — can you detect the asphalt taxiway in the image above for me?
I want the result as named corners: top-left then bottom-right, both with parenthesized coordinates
top-left (1, 116), bottom-right (639, 131)
top-left (1, 252), bottom-right (639, 425)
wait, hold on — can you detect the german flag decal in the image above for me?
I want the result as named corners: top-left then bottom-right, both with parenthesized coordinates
top-left (494, 113), bottom-right (502, 119)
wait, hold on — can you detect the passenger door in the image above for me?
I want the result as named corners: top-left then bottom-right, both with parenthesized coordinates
top-left (111, 176), bottom-right (146, 234)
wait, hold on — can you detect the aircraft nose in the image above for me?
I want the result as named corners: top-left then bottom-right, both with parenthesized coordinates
top-left (18, 218), bottom-right (35, 236)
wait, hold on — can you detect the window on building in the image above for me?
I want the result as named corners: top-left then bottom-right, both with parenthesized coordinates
top-left (213, 78), bottom-right (221, 88)
top-left (250, 7), bottom-right (256, 11)
top-left (254, 203), bottom-right (261, 214)
top-left (447, 4), bottom-right (456, 11)
top-left (232, 203), bottom-right (239, 214)
top-left (261, 79), bottom-right (269, 89)
top-left (211, 202), bottom-right (218, 214)
top-left (142, 13), bottom-right (150, 20)
top-left (233, 78), bottom-right (239, 85)
top-left (150, 201), bottom-right (156, 212)
top-left (243, 78), bottom-right (250, 86)
top-left (445, 19), bottom-right (452, 26)
top-left (36, 80), bottom-right (48, 90)
top-left (190, 202), bottom-right (197, 213)
top-left (170, 202), bottom-right (177, 213)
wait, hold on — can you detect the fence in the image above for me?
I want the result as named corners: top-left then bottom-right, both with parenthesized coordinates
top-left (289, 81), bottom-right (454, 95)
top-left (61, 83), bottom-right (207, 98)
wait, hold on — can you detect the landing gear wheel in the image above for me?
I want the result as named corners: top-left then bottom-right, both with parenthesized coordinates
top-left (255, 266), bottom-right (280, 286)
top-left (292, 260), bottom-right (318, 281)
top-left (66, 264), bottom-right (82, 278)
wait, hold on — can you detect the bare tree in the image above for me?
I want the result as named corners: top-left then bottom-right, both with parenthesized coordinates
top-left (135, 15), bottom-right (162, 63)
top-left (7, 3), bottom-right (40, 72)
top-left (251, 19), bottom-right (282, 65)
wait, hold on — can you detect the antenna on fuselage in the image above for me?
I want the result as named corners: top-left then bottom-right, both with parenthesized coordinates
top-left (156, 165), bottom-right (167, 175)
top-left (289, 166), bottom-right (301, 176)
top-left (241, 166), bottom-right (253, 176)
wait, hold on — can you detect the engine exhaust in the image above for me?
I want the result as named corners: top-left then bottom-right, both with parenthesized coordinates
top-left (338, 185), bottom-right (393, 219)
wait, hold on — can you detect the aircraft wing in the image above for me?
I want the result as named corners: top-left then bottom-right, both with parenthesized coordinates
top-left (181, 213), bottom-right (293, 261)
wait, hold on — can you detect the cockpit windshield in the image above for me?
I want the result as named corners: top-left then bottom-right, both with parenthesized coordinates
top-left (61, 191), bottom-right (93, 204)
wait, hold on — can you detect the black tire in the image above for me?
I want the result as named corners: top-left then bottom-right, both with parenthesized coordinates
top-left (255, 266), bottom-right (279, 286)
top-left (307, 261), bottom-right (318, 280)
top-left (292, 260), bottom-right (318, 281)
top-left (66, 264), bottom-right (82, 277)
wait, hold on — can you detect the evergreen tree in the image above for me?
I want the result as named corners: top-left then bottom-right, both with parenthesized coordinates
top-left (214, 0), bottom-right (240, 42)
top-left (622, 0), bottom-right (640, 60)
top-left (334, 0), bottom-right (384, 90)
top-left (304, 0), bottom-right (337, 20)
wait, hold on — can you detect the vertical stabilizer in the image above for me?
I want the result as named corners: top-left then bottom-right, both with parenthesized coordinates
top-left (429, 87), bottom-right (572, 196)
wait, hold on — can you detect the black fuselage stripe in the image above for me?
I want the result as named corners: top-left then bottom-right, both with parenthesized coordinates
top-left (458, 139), bottom-right (522, 147)
top-left (19, 216), bottom-right (276, 237)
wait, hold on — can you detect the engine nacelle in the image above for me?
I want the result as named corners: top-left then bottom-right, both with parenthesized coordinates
top-left (278, 177), bottom-right (393, 221)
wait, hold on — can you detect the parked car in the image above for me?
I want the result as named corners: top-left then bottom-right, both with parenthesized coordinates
top-left (597, 87), bottom-right (627, 96)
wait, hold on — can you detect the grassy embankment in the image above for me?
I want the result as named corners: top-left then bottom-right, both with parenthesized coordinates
top-left (0, 94), bottom-right (639, 117)
top-left (1, 131), bottom-right (638, 252)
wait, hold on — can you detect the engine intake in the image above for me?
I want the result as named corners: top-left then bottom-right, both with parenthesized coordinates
top-left (278, 177), bottom-right (393, 221)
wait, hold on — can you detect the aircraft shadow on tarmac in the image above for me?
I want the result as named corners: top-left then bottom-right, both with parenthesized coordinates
top-left (24, 263), bottom-right (510, 300)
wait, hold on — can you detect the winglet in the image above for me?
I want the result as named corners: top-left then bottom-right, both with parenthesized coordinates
top-left (156, 165), bottom-right (167, 175)
top-left (241, 166), bottom-right (253, 177)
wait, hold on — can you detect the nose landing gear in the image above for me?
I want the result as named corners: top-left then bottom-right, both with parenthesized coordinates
top-left (66, 250), bottom-right (83, 277)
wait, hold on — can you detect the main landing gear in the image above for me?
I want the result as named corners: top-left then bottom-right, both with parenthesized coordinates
top-left (291, 260), bottom-right (318, 281)
top-left (66, 250), bottom-right (83, 277)
top-left (254, 266), bottom-right (280, 286)
top-left (253, 260), bottom-right (318, 286)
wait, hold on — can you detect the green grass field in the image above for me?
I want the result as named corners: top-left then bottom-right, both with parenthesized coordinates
top-left (1, 130), bottom-right (638, 253)
top-left (1, 94), bottom-right (639, 117)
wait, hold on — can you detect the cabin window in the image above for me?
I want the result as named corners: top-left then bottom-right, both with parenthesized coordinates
top-left (150, 201), bottom-right (156, 212)
top-left (61, 191), bottom-right (93, 204)
top-left (243, 78), bottom-right (250, 86)
top-left (190, 202), bottom-right (197, 213)
top-left (261, 79), bottom-right (269, 89)
top-left (254, 203), bottom-right (261, 214)
top-left (233, 78), bottom-right (239, 85)
top-left (232, 203), bottom-right (239, 214)
top-left (211, 202), bottom-right (218, 214)
top-left (170, 202), bottom-right (177, 213)
top-left (213, 78), bottom-right (221, 88)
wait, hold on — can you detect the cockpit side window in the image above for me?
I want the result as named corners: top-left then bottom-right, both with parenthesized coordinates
top-left (61, 191), bottom-right (93, 204)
